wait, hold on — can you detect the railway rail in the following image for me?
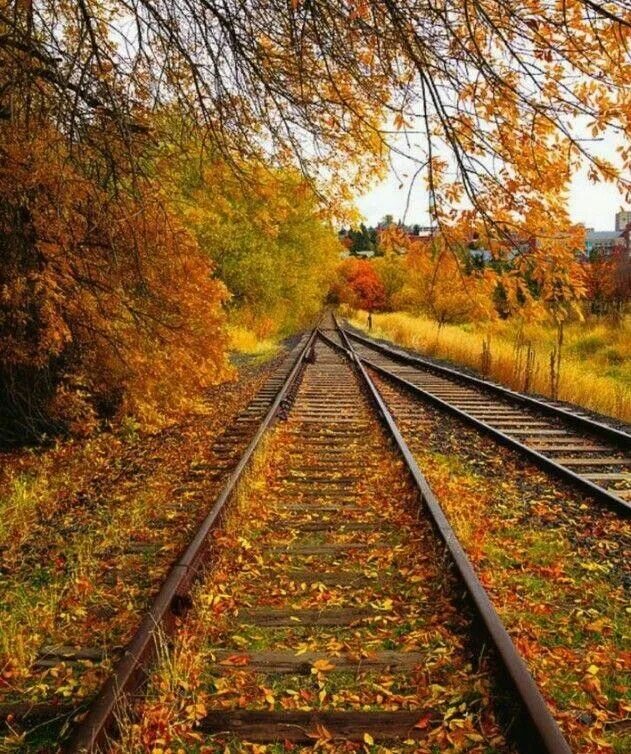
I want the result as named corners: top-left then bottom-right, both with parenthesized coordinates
top-left (58, 314), bottom-right (576, 753)
top-left (336, 321), bottom-right (631, 515)
top-left (0, 330), bottom-right (314, 746)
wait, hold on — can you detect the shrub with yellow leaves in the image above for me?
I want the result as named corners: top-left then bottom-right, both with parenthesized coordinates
top-left (0, 123), bottom-right (229, 441)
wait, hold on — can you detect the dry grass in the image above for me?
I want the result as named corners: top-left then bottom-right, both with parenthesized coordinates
top-left (350, 310), bottom-right (631, 422)
top-left (228, 324), bottom-right (280, 361)
top-left (0, 473), bottom-right (50, 552)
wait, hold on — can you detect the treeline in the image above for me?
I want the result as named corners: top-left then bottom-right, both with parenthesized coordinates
top-left (332, 226), bottom-right (630, 328)
top-left (0, 119), bottom-right (339, 443)
top-left (331, 240), bottom-right (494, 327)
top-left (338, 217), bottom-right (428, 256)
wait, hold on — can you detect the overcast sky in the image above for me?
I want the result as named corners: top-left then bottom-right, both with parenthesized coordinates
top-left (356, 170), bottom-right (626, 231)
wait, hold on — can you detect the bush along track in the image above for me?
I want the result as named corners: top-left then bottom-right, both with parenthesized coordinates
top-left (105, 336), bottom-right (569, 754)
top-left (0, 339), bottom-right (310, 749)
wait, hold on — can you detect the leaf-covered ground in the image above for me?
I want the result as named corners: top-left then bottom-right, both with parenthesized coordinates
top-left (0, 352), bottom-right (288, 749)
top-left (371, 373), bottom-right (630, 754)
top-left (115, 346), bottom-right (516, 753)
top-left (5, 335), bottom-right (628, 753)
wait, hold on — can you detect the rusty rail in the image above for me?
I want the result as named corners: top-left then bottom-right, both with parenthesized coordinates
top-left (65, 325), bottom-right (320, 753)
top-left (66, 315), bottom-right (577, 753)
top-left (341, 327), bottom-right (630, 515)
top-left (344, 328), bottom-right (631, 449)
top-left (320, 318), bottom-right (573, 754)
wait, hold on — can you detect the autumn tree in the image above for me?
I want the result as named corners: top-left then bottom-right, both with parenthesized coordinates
top-left (387, 232), bottom-right (495, 329)
top-left (0, 123), bottom-right (230, 441)
top-left (372, 255), bottom-right (406, 310)
top-left (334, 259), bottom-right (387, 312)
top-left (160, 138), bottom-right (340, 337)
top-left (2, 2), bottom-right (629, 220)
top-left (0, 41), bottom-right (231, 441)
top-left (584, 248), bottom-right (631, 316)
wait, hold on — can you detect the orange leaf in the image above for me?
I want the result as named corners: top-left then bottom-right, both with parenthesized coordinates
top-left (311, 658), bottom-right (336, 672)
top-left (414, 713), bottom-right (434, 729)
top-left (219, 653), bottom-right (250, 666)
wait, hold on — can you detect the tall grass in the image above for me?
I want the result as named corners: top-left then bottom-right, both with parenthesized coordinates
top-left (227, 324), bottom-right (280, 361)
top-left (0, 474), bottom-right (48, 551)
top-left (351, 311), bottom-right (631, 423)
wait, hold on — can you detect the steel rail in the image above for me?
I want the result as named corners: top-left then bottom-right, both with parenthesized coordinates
top-left (341, 330), bottom-right (630, 515)
top-left (344, 328), bottom-right (631, 449)
top-left (325, 318), bottom-right (573, 754)
top-left (66, 325), bottom-right (321, 753)
top-left (360, 357), bottom-right (631, 515)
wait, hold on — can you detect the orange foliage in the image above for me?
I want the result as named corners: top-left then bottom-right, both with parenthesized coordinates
top-left (333, 258), bottom-right (386, 312)
top-left (0, 124), bottom-right (229, 440)
top-left (2, 0), bottom-right (629, 328)
top-left (378, 227), bottom-right (496, 326)
top-left (584, 249), bottom-right (631, 313)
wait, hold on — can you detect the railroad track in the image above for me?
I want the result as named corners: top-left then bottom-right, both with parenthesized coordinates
top-left (58, 314), bottom-right (576, 753)
top-left (0, 330), bottom-right (315, 744)
top-left (335, 322), bottom-right (631, 515)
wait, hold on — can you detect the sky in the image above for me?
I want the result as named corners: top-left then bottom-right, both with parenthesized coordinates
top-left (356, 136), bottom-right (628, 232)
top-left (356, 170), bottom-right (626, 231)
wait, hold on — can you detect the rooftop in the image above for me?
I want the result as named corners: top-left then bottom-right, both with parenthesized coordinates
top-left (586, 230), bottom-right (621, 241)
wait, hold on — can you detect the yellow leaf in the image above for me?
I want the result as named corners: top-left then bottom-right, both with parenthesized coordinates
top-left (312, 658), bottom-right (336, 672)
top-left (364, 733), bottom-right (374, 745)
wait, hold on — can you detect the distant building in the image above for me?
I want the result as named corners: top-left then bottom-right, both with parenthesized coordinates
top-left (585, 229), bottom-right (622, 257)
top-left (407, 226), bottom-right (435, 241)
top-left (615, 210), bottom-right (631, 232)
top-left (619, 223), bottom-right (631, 257)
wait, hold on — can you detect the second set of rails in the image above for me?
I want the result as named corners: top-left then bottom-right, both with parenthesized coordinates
top-left (336, 321), bottom-right (631, 514)
top-left (29, 313), bottom-right (627, 753)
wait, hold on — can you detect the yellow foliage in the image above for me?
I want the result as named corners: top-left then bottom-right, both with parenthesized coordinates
top-left (227, 325), bottom-right (279, 361)
top-left (375, 229), bottom-right (497, 325)
top-left (160, 139), bottom-right (340, 339)
top-left (0, 123), bottom-right (230, 439)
